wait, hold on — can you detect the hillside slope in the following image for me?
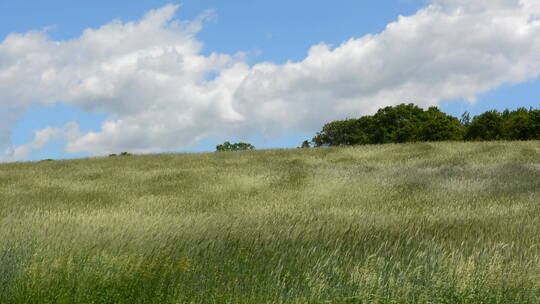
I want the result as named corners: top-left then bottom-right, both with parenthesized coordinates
top-left (1, 141), bottom-right (540, 303)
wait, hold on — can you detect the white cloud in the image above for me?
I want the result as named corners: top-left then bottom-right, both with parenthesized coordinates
top-left (1, 1), bottom-right (539, 159)
top-left (231, 0), bottom-right (540, 133)
top-left (6, 122), bottom-right (80, 161)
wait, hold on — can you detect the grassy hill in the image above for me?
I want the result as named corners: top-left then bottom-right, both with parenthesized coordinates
top-left (1, 141), bottom-right (540, 303)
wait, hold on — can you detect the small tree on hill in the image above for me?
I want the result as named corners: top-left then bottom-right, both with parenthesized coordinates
top-left (300, 140), bottom-right (311, 148)
top-left (216, 141), bottom-right (255, 152)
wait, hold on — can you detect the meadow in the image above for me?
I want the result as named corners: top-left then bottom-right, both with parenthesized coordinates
top-left (1, 141), bottom-right (539, 303)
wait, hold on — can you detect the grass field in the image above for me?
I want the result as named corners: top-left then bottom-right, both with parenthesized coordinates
top-left (1, 141), bottom-right (540, 303)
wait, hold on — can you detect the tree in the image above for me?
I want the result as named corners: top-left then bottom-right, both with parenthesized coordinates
top-left (502, 108), bottom-right (533, 140)
top-left (460, 111), bottom-right (471, 126)
top-left (465, 110), bottom-right (504, 141)
top-left (311, 104), bottom-right (539, 147)
top-left (216, 141), bottom-right (255, 152)
top-left (300, 140), bottom-right (311, 148)
top-left (418, 107), bottom-right (464, 141)
top-left (312, 117), bottom-right (377, 147)
top-left (370, 103), bottom-right (425, 144)
top-left (529, 109), bottom-right (540, 140)
top-left (312, 104), bottom-right (455, 146)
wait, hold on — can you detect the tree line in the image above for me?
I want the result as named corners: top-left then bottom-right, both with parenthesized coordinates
top-left (303, 103), bottom-right (540, 147)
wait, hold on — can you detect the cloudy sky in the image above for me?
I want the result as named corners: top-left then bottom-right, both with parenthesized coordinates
top-left (1, 0), bottom-right (539, 161)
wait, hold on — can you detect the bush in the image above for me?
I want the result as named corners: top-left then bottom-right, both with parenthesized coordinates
top-left (216, 141), bottom-right (255, 152)
top-left (109, 152), bottom-right (131, 157)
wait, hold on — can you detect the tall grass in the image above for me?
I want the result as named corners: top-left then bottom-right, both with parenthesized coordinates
top-left (1, 141), bottom-right (539, 303)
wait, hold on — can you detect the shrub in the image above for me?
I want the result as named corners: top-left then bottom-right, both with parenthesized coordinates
top-left (216, 141), bottom-right (255, 152)
top-left (109, 152), bottom-right (131, 157)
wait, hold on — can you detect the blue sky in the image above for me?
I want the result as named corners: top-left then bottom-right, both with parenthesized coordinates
top-left (0, 1), bottom-right (424, 62)
top-left (1, 1), bottom-right (539, 161)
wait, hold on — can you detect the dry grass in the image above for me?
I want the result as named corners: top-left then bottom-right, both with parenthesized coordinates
top-left (1, 141), bottom-right (539, 303)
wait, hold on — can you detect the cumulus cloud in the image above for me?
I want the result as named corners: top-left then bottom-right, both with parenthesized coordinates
top-left (9, 122), bottom-right (80, 161)
top-left (234, 0), bottom-right (540, 132)
top-left (0, 1), bottom-right (539, 159)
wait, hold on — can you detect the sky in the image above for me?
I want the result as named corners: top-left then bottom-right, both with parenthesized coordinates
top-left (0, 0), bottom-right (539, 161)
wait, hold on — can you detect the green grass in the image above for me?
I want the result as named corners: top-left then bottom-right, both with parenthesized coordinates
top-left (1, 141), bottom-right (540, 303)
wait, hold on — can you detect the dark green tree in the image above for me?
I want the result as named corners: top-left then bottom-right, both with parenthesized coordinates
top-left (460, 111), bottom-right (471, 126)
top-left (418, 107), bottom-right (464, 141)
top-left (529, 109), bottom-right (540, 140)
top-left (312, 118), bottom-right (371, 146)
top-left (370, 103), bottom-right (425, 144)
top-left (502, 108), bottom-right (533, 140)
top-left (465, 110), bottom-right (504, 141)
top-left (311, 104), bottom-right (539, 147)
top-left (300, 140), bottom-right (311, 148)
